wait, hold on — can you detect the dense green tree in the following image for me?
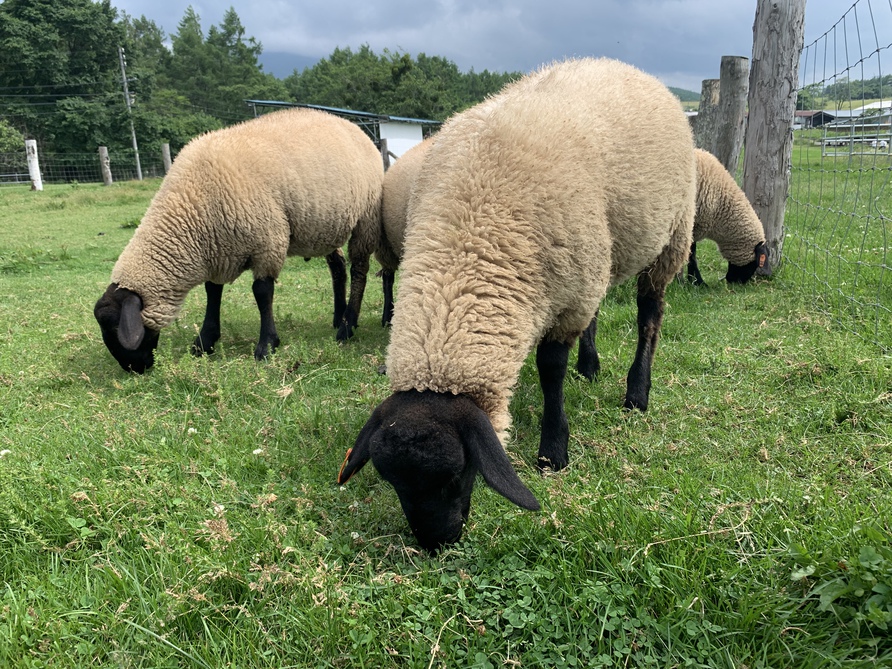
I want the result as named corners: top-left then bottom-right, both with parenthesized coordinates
top-left (284, 45), bottom-right (521, 121)
top-left (166, 6), bottom-right (286, 124)
top-left (0, 117), bottom-right (24, 152)
top-left (0, 0), bottom-right (123, 151)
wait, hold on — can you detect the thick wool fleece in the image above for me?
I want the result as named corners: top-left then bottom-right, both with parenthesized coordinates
top-left (377, 136), bottom-right (435, 273)
top-left (110, 108), bottom-right (384, 331)
top-left (693, 148), bottom-right (766, 266)
top-left (385, 58), bottom-right (697, 441)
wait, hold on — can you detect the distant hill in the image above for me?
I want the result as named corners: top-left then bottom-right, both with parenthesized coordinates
top-left (670, 87), bottom-right (700, 102)
top-left (259, 51), bottom-right (319, 79)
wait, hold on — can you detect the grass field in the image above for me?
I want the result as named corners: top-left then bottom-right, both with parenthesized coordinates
top-left (0, 180), bottom-right (890, 668)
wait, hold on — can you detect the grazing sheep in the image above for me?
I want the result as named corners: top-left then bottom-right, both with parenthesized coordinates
top-left (576, 147), bottom-right (769, 380)
top-left (338, 58), bottom-right (697, 551)
top-left (377, 137), bottom-right (435, 327)
top-left (686, 148), bottom-right (768, 286)
top-left (94, 107), bottom-right (384, 373)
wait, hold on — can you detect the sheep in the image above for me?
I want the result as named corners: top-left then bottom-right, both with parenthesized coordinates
top-left (337, 58), bottom-right (697, 552)
top-left (377, 136), bottom-right (435, 327)
top-left (94, 107), bottom-right (384, 373)
top-left (576, 147), bottom-right (769, 381)
top-left (686, 148), bottom-right (768, 286)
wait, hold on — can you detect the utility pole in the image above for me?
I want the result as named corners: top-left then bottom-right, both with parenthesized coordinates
top-left (118, 46), bottom-right (142, 180)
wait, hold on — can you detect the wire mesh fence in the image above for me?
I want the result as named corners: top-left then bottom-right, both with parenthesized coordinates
top-left (788, 0), bottom-right (892, 352)
top-left (0, 149), bottom-right (167, 187)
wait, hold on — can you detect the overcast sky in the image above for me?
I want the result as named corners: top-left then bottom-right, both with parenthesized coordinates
top-left (109, 1), bottom-right (879, 92)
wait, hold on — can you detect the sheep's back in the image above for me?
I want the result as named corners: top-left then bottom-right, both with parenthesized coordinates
top-left (111, 108), bottom-right (384, 329)
top-left (387, 58), bottom-right (696, 433)
top-left (380, 137), bottom-right (434, 265)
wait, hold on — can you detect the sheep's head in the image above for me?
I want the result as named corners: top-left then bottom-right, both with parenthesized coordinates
top-left (94, 284), bottom-right (160, 373)
top-left (338, 389), bottom-right (540, 552)
top-left (726, 242), bottom-right (769, 284)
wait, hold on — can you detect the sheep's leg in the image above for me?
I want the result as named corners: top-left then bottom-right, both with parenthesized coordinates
top-left (252, 276), bottom-right (280, 360)
top-left (337, 248), bottom-right (369, 341)
top-left (381, 268), bottom-right (396, 327)
top-left (536, 339), bottom-right (571, 471)
top-left (192, 281), bottom-right (224, 356)
top-left (325, 249), bottom-right (348, 328)
top-left (575, 310), bottom-right (600, 381)
top-left (624, 274), bottom-right (665, 411)
top-left (686, 242), bottom-right (706, 286)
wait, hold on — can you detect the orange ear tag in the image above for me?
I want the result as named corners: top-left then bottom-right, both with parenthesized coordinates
top-left (338, 448), bottom-right (353, 484)
top-left (758, 253), bottom-right (767, 269)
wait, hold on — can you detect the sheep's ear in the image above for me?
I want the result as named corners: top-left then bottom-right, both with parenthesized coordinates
top-left (338, 413), bottom-right (377, 484)
top-left (463, 408), bottom-right (540, 511)
top-left (118, 294), bottom-right (145, 350)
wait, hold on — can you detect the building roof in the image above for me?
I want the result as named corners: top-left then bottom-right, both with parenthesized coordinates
top-left (244, 99), bottom-right (441, 126)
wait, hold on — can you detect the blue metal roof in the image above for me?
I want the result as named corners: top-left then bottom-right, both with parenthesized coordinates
top-left (244, 99), bottom-right (441, 125)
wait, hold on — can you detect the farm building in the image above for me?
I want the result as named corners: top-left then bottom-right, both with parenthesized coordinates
top-left (245, 99), bottom-right (441, 163)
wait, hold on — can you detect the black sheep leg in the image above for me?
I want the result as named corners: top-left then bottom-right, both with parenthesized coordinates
top-left (337, 254), bottom-right (369, 341)
top-left (325, 249), bottom-right (348, 329)
top-left (624, 273), bottom-right (665, 411)
top-left (192, 281), bottom-right (224, 356)
top-left (686, 242), bottom-right (706, 286)
top-left (575, 310), bottom-right (600, 381)
top-left (536, 339), bottom-right (571, 471)
top-left (381, 268), bottom-right (395, 327)
top-left (252, 276), bottom-right (280, 360)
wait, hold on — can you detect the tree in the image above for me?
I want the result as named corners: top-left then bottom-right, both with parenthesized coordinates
top-left (0, 0), bottom-right (124, 151)
top-left (166, 6), bottom-right (286, 123)
top-left (285, 45), bottom-right (521, 121)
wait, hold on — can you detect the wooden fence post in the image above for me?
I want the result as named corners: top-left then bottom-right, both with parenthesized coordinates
top-left (25, 139), bottom-right (42, 191)
top-left (715, 55), bottom-right (750, 175)
top-left (743, 0), bottom-right (807, 275)
top-left (693, 79), bottom-right (721, 152)
top-left (98, 146), bottom-right (113, 186)
top-left (162, 143), bottom-right (172, 174)
top-left (380, 138), bottom-right (390, 170)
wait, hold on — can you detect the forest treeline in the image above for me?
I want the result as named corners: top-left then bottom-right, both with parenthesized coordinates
top-left (0, 0), bottom-right (522, 158)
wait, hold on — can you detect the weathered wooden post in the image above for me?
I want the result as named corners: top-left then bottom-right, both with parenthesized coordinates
top-left (162, 143), bottom-right (172, 174)
top-left (742, 0), bottom-right (807, 274)
top-left (98, 146), bottom-right (113, 186)
top-left (380, 137), bottom-right (390, 170)
top-left (715, 55), bottom-right (750, 175)
top-left (25, 139), bottom-right (42, 191)
top-left (694, 79), bottom-right (721, 152)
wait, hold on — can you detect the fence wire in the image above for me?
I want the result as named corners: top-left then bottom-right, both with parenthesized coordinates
top-left (0, 150), bottom-right (166, 187)
top-left (789, 0), bottom-right (892, 352)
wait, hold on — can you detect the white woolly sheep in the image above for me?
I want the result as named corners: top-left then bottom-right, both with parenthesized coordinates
top-left (94, 107), bottom-right (384, 373)
top-left (575, 147), bottom-right (769, 380)
top-left (377, 136), bottom-right (435, 326)
top-left (686, 148), bottom-right (768, 286)
top-left (338, 58), bottom-right (697, 552)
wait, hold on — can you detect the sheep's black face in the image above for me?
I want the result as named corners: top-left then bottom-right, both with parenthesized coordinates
top-left (94, 284), bottom-right (160, 373)
top-left (726, 242), bottom-right (769, 284)
top-left (338, 390), bottom-right (540, 553)
top-left (371, 420), bottom-right (478, 552)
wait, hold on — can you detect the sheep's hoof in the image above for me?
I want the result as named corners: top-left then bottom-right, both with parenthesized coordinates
top-left (575, 360), bottom-right (599, 382)
top-left (622, 395), bottom-right (649, 412)
top-left (336, 321), bottom-right (355, 342)
top-left (537, 453), bottom-right (569, 472)
top-left (254, 337), bottom-right (280, 361)
top-left (191, 338), bottom-right (215, 357)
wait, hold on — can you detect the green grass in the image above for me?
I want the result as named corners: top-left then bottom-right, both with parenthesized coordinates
top-left (0, 181), bottom-right (890, 667)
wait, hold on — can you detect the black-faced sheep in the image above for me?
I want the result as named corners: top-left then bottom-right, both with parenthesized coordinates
top-left (575, 147), bottom-right (769, 381)
top-left (377, 136), bottom-right (435, 327)
top-left (338, 58), bottom-right (697, 551)
top-left (687, 148), bottom-right (769, 286)
top-left (94, 107), bottom-right (384, 373)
